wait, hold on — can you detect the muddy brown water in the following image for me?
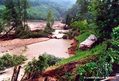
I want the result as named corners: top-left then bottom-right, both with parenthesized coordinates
top-left (0, 21), bottom-right (71, 81)
top-left (0, 39), bottom-right (72, 81)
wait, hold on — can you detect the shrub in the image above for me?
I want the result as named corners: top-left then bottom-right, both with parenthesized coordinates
top-left (70, 20), bottom-right (88, 31)
top-left (25, 54), bottom-right (61, 73)
top-left (0, 59), bottom-right (4, 70)
top-left (0, 54), bottom-right (27, 70)
top-left (112, 26), bottom-right (119, 40)
top-left (76, 59), bottom-right (112, 80)
top-left (42, 54), bottom-right (62, 66)
top-left (25, 57), bottom-right (48, 73)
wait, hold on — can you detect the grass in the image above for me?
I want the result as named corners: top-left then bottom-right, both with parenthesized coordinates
top-left (57, 42), bottom-right (107, 65)
top-left (75, 30), bottom-right (96, 42)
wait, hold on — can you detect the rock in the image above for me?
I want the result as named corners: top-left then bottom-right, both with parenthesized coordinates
top-left (62, 35), bottom-right (68, 39)
top-left (63, 25), bottom-right (70, 30)
top-left (79, 34), bottom-right (97, 50)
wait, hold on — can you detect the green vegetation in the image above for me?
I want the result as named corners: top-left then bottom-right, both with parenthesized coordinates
top-left (58, 42), bottom-right (106, 65)
top-left (0, 54), bottom-right (27, 70)
top-left (0, 0), bottom-right (29, 38)
top-left (0, 0), bottom-right (56, 38)
top-left (57, 0), bottom-right (119, 80)
top-left (25, 54), bottom-right (61, 73)
top-left (44, 10), bottom-right (54, 34)
top-left (25, 0), bottom-right (76, 20)
top-left (112, 26), bottom-right (119, 40)
top-left (0, 0), bottom-right (119, 81)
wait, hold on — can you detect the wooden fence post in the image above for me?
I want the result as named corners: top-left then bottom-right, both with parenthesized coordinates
top-left (11, 66), bottom-right (21, 81)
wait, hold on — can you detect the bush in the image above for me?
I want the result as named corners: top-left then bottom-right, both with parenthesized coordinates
top-left (77, 62), bottom-right (97, 76)
top-left (112, 26), bottom-right (119, 40)
top-left (25, 54), bottom-right (62, 73)
top-left (18, 30), bottom-right (50, 39)
top-left (70, 20), bottom-right (88, 31)
top-left (25, 57), bottom-right (48, 73)
top-left (69, 20), bottom-right (97, 39)
top-left (0, 54), bottom-right (27, 70)
top-left (76, 57), bottom-right (112, 80)
top-left (42, 54), bottom-right (62, 66)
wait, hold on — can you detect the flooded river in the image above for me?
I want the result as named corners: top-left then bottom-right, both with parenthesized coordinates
top-left (0, 21), bottom-right (72, 81)
top-left (25, 39), bottom-right (71, 59)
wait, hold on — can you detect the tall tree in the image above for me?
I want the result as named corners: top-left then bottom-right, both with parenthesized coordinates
top-left (90, 0), bottom-right (119, 39)
top-left (2, 0), bottom-right (29, 37)
top-left (64, 0), bottom-right (91, 25)
top-left (45, 10), bottom-right (54, 33)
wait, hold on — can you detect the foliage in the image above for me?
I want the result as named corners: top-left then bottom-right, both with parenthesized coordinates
top-left (76, 59), bottom-right (112, 80)
top-left (0, 0), bottom-right (29, 37)
top-left (112, 26), bottom-right (119, 40)
top-left (71, 20), bottom-right (97, 42)
top-left (0, 0), bottom-right (76, 20)
top-left (108, 27), bottom-right (119, 64)
top-left (64, 0), bottom-right (91, 24)
top-left (25, 57), bottom-right (48, 73)
top-left (66, 0), bottom-right (119, 39)
top-left (58, 42), bottom-right (107, 65)
top-left (75, 40), bottom-right (119, 80)
top-left (0, 54), bottom-right (27, 70)
top-left (0, 20), bottom-right (4, 33)
top-left (0, 5), bottom-right (5, 18)
top-left (27, 0), bottom-right (75, 20)
top-left (76, 52), bottom-right (113, 80)
top-left (70, 20), bottom-right (88, 31)
top-left (75, 32), bottom-right (92, 43)
top-left (27, 5), bottom-right (59, 20)
top-left (77, 62), bottom-right (97, 76)
top-left (64, 3), bottom-right (80, 25)
top-left (47, 10), bottom-right (54, 27)
top-left (59, 72), bottom-right (74, 81)
top-left (44, 10), bottom-right (54, 34)
top-left (108, 42), bottom-right (119, 64)
top-left (42, 54), bottom-right (62, 66)
top-left (92, 0), bottom-right (119, 39)
top-left (25, 54), bottom-right (61, 73)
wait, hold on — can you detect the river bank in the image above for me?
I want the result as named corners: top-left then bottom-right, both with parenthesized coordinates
top-left (0, 21), bottom-right (72, 81)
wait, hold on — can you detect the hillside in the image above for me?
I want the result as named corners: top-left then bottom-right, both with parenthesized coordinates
top-left (0, 0), bottom-right (76, 20)
top-left (28, 0), bottom-right (76, 20)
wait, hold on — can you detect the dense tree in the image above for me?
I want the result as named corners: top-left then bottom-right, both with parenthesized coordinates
top-left (96, 0), bottom-right (119, 38)
top-left (64, 4), bottom-right (80, 25)
top-left (27, 0), bottom-right (76, 20)
top-left (64, 0), bottom-right (92, 25)
top-left (1, 0), bottom-right (29, 37)
top-left (44, 10), bottom-right (54, 33)
top-left (90, 0), bottom-right (119, 39)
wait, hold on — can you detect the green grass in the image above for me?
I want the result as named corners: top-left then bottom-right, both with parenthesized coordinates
top-left (57, 42), bottom-right (107, 65)
top-left (75, 32), bottom-right (91, 42)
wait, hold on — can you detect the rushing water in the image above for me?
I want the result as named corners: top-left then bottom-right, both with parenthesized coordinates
top-left (25, 39), bottom-right (71, 59)
top-left (0, 29), bottom-right (71, 81)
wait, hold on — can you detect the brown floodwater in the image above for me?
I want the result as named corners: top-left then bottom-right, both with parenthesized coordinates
top-left (25, 39), bottom-right (71, 59)
top-left (0, 38), bottom-right (72, 81)
top-left (0, 29), bottom-right (71, 81)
